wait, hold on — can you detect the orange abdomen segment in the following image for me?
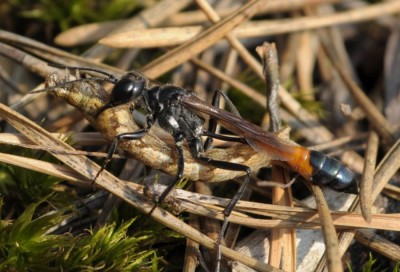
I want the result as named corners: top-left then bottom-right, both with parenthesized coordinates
top-left (285, 146), bottom-right (314, 179)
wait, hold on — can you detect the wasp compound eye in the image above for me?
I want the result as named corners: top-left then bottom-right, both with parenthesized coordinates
top-left (111, 77), bottom-right (145, 106)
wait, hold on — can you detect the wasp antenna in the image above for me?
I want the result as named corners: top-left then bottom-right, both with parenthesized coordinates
top-left (47, 63), bottom-right (119, 83)
top-left (29, 77), bottom-right (115, 94)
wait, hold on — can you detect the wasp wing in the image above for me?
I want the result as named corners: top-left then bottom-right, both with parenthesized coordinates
top-left (181, 95), bottom-right (296, 162)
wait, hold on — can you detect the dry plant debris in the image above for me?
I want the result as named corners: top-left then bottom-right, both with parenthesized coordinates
top-left (0, 0), bottom-right (399, 271)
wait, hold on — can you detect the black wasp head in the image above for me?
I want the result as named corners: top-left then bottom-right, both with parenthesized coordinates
top-left (110, 73), bottom-right (146, 106)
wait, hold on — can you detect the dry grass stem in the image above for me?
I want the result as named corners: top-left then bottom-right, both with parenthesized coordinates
top-left (360, 131), bottom-right (379, 222)
top-left (100, 1), bottom-right (400, 49)
top-left (354, 230), bottom-right (400, 261)
top-left (310, 185), bottom-right (343, 272)
top-left (140, 0), bottom-right (264, 78)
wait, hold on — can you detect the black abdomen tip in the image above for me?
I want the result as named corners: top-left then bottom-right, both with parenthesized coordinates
top-left (309, 150), bottom-right (357, 193)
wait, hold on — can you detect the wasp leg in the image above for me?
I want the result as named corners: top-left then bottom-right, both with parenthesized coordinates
top-left (189, 138), bottom-right (251, 272)
top-left (94, 129), bottom-right (150, 182)
top-left (94, 115), bottom-right (154, 182)
top-left (204, 90), bottom-right (221, 150)
top-left (204, 89), bottom-right (242, 150)
top-left (199, 89), bottom-right (251, 271)
top-left (203, 130), bottom-right (247, 144)
top-left (146, 132), bottom-right (185, 216)
top-left (131, 133), bottom-right (185, 235)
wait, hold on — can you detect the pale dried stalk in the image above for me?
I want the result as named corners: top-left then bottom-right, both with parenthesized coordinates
top-left (101, 1), bottom-right (400, 48)
top-left (171, 186), bottom-right (400, 230)
top-left (183, 215), bottom-right (202, 271)
top-left (1, 150), bottom-right (399, 233)
top-left (371, 138), bottom-right (400, 200)
top-left (235, 0), bottom-right (400, 36)
top-left (0, 152), bottom-right (89, 184)
top-left (382, 183), bottom-right (400, 201)
top-left (140, 0), bottom-right (264, 78)
top-left (296, 31), bottom-right (318, 99)
top-left (57, 0), bottom-right (341, 47)
top-left (166, 0), bottom-right (341, 27)
top-left (57, 0), bottom-right (192, 47)
top-left (360, 131), bottom-right (379, 222)
top-left (310, 185), bottom-right (343, 272)
top-left (0, 30), bottom-right (122, 76)
top-left (355, 230), bottom-right (400, 261)
top-left (256, 42), bottom-right (296, 271)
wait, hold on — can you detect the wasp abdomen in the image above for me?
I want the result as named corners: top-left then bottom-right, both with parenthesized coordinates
top-left (309, 150), bottom-right (357, 193)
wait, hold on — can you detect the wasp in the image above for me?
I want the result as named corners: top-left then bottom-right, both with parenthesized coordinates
top-left (57, 65), bottom-right (355, 194)
top-left (31, 64), bottom-right (357, 271)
